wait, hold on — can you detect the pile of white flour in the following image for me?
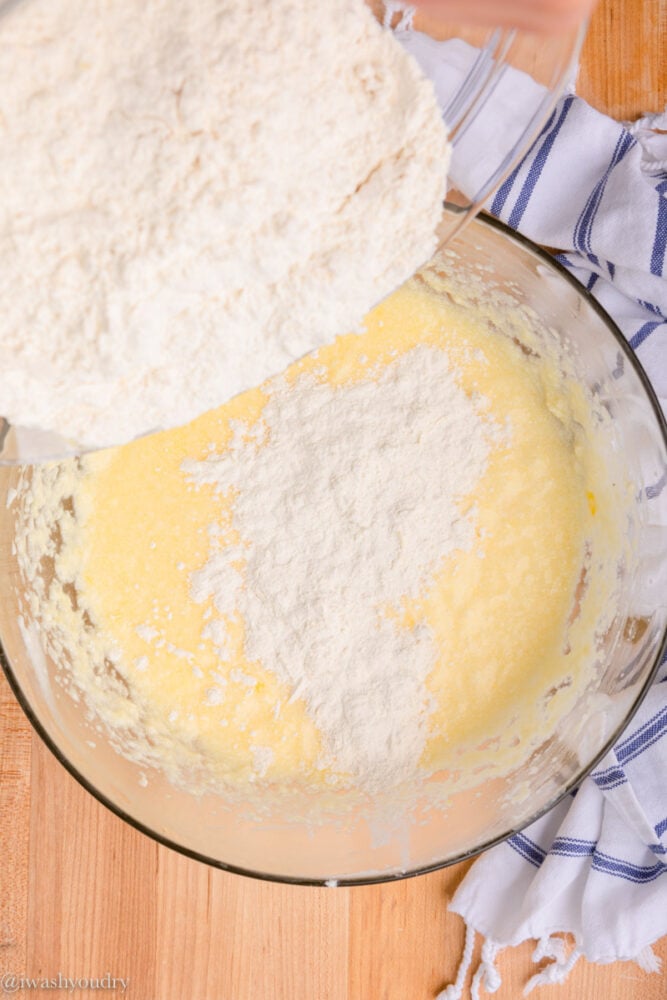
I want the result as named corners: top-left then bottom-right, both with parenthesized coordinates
top-left (184, 346), bottom-right (491, 791)
top-left (0, 0), bottom-right (449, 448)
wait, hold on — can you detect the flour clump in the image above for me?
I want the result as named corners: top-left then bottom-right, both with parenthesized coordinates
top-left (0, 0), bottom-right (450, 448)
top-left (184, 346), bottom-right (491, 790)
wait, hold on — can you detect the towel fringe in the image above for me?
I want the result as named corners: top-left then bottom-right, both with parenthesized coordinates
top-left (439, 928), bottom-right (664, 999)
top-left (471, 938), bottom-right (502, 999)
top-left (634, 944), bottom-right (662, 974)
top-left (524, 937), bottom-right (582, 996)
top-left (437, 925), bottom-right (504, 1000)
top-left (382, 1), bottom-right (416, 32)
top-left (625, 104), bottom-right (667, 176)
top-left (531, 934), bottom-right (568, 965)
top-left (436, 922), bottom-right (476, 1000)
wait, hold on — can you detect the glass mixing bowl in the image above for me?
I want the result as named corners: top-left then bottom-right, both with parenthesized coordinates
top-left (0, 0), bottom-right (585, 463)
top-left (1, 212), bottom-right (665, 885)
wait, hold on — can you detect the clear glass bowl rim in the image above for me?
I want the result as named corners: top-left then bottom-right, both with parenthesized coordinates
top-left (1, 211), bottom-right (666, 887)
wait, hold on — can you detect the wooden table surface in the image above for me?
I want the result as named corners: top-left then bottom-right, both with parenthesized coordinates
top-left (1, 3), bottom-right (665, 999)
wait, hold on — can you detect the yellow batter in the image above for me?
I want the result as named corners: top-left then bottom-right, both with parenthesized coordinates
top-left (13, 264), bottom-right (622, 808)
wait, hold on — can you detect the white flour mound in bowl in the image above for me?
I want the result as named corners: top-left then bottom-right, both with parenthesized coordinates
top-left (0, 0), bottom-right (450, 448)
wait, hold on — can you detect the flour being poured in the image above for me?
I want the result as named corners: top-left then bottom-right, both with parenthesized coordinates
top-left (184, 346), bottom-right (491, 790)
top-left (0, 0), bottom-right (449, 448)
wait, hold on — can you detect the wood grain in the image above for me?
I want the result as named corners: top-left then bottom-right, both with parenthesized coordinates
top-left (0, 672), bottom-right (31, 972)
top-left (1, 3), bottom-right (665, 999)
top-left (6, 719), bottom-right (667, 1000)
top-left (578, 0), bottom-right (666, 119)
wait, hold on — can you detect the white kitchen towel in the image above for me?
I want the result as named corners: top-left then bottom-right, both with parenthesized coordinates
top-left (394, 17), bottom-right (667, 997)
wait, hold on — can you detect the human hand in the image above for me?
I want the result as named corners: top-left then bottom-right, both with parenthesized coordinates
top-left (413, 0), bottom-right (595, 32)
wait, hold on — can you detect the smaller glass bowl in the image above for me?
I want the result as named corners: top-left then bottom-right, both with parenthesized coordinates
top-left (0, 1), bottom-right (585, 463)
top-left (1, 211), bottom-right (665, 885)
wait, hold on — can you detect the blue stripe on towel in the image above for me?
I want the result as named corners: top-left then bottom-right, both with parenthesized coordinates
top-left (551, 837), bottom-right (596, 856)
top-left (592, 767), bottom-right (627, 791)
top-left (490, 105), bottom-right (560, 218)
top-left (508, 96), bottom-right (576, 230)
top-left (508, 831), bottom-right (546, 868)
top-left (629, 320), bottom-right (662, 350)
top-left (574, 130), bottom-right (636, 258)
top-left (490, 160), bottom-right (526, 218)
top-left (509, 832), bottom-right (667, 883)
top-left (592, 707), bottom-right (667, 791)
top-left (637, 299), bottom-right (663, 317)
top-left (615, 705), bottom-right (667, 760)
top-left (592, 853), bottom-right (666, 883)
top-left (651, 195), bottom-right (667, 276)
